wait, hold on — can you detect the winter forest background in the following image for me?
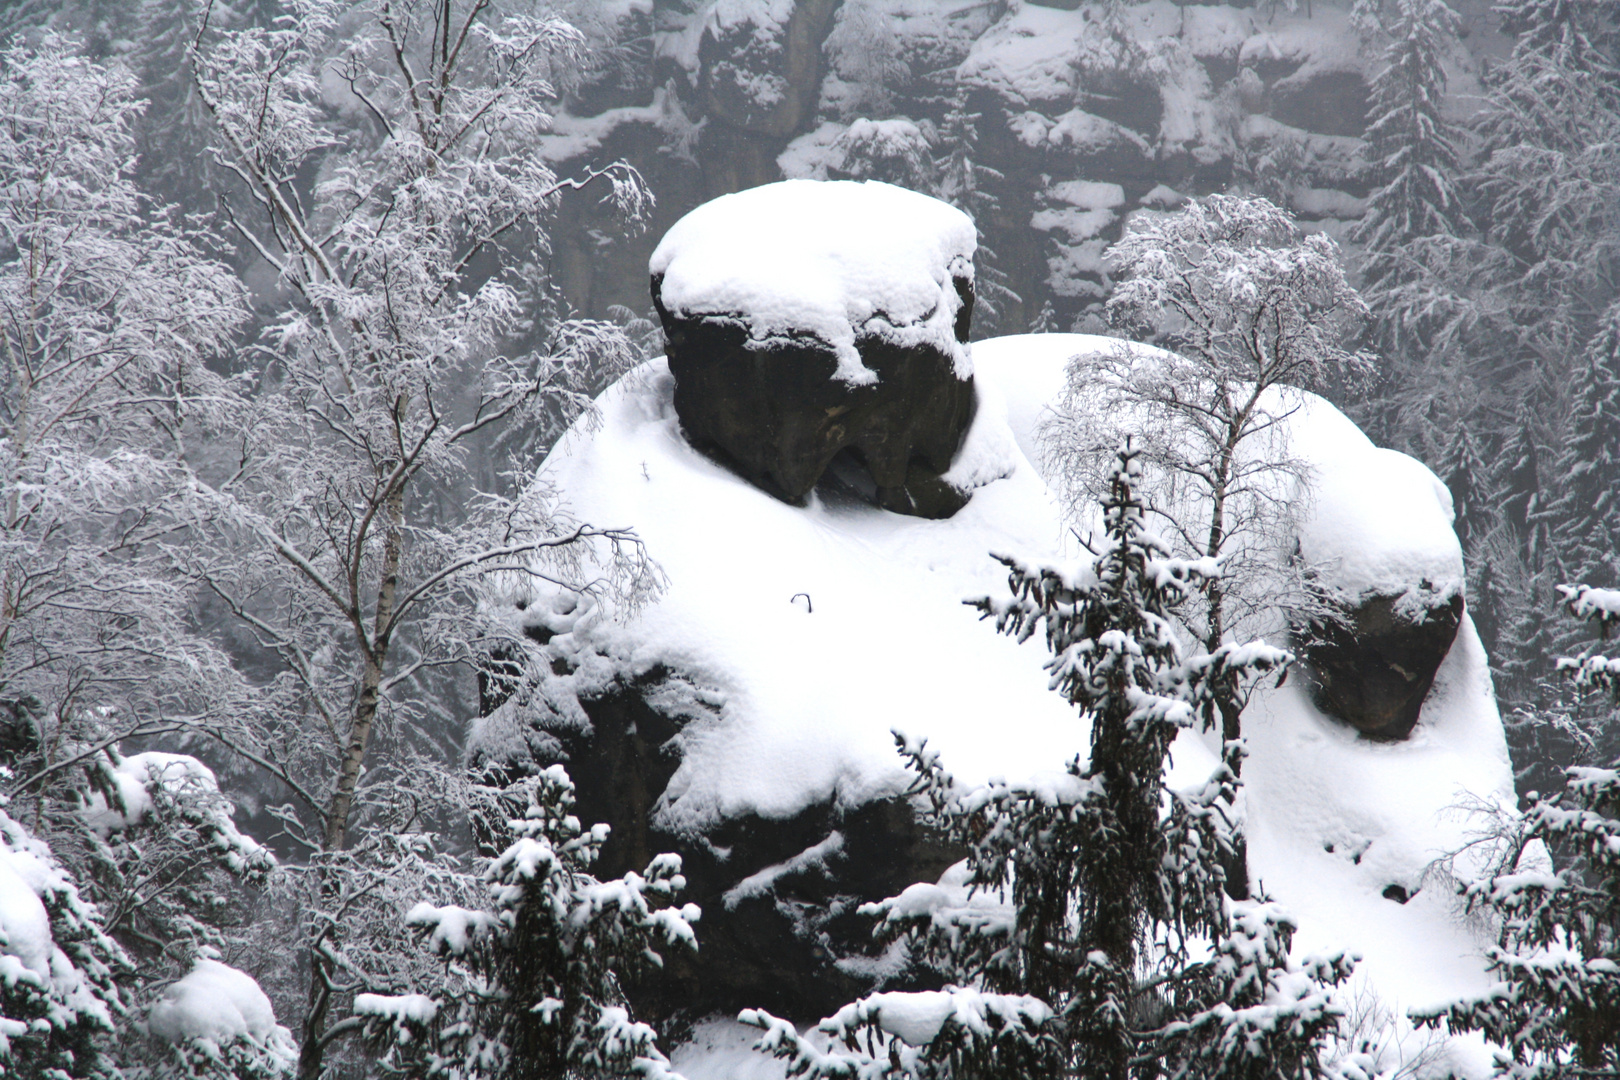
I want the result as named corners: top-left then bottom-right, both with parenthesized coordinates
top-left (2, 0), bottom-right (1619, 1077)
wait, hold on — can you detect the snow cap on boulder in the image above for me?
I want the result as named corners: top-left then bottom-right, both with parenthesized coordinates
top-left (649, 178), bottom-right (976, 385)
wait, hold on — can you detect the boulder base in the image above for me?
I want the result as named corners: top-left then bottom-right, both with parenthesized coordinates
top-left (653, 274), bottom-right (978, 518)
top-left (509, 671), bottom-right (962, 1027)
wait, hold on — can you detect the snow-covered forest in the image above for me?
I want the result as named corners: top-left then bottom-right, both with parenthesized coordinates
top-left (1, 0), bottom-right (1618, 1078)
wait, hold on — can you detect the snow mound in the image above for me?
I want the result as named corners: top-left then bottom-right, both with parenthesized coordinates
top-left (1298, 445), bottom-right (1463, 601)
top-left (0, 851), bottom-right (52, 979)
top-left (146, 958), bottom-right (283, 1045)
top-left (672, 1017), bottom-right (794, 1080)
top-left (534, 352), bottom-right (1083, 835)
top-left (648, 180), bottom-right (976, 386)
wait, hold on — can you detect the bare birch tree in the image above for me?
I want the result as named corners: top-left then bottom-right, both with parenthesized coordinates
top-left (0, 32), bottom-right (254, 829)
top-left (178, 2), bottom-right (658, 1072)
top-left (1042, 194), bottom-right (1375, 893)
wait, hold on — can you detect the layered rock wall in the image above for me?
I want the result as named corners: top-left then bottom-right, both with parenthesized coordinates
top-left (533, 1), bottom-right (1505, 334)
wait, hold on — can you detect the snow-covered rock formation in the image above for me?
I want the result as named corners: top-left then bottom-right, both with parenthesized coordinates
top-left (650, 179), bottom-right (989, 517)
top-left (500, 332), bottom-right (1513, 1076)
top-left (1294, 441), bottom-right (1469, 738)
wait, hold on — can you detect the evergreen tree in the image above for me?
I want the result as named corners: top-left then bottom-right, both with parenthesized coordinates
top-left (1470, 552), bottom-right (1505, 672)
top-left (0, 806), bottom-right (127, 1079)
top-left (1500, 404), bottom-right (1548, 557)
top-left (362, 765), bottom-right (699, 1080)
top-left (1472, 0), bottom-right (1620, 374)
top-left (1350, 0), bottom-right (1468, 453)
top-left (1030, 300), bottom-right (1059, 334)
top-left (1438, 422), bottom-right (1496, 556)
top-left (933, 89), bottom-right (1020, 336)
top-left (740, 444), bottom-right (1350, 1080)
top-left (1353, 0), bottom-right (1465, 298)
top-left (1549, 304), bottom-right (1620, 594)
top-left (1050, 195), bottom-right (1374, 887)
top-left (1415, 582), bottom-right (1620, 1075)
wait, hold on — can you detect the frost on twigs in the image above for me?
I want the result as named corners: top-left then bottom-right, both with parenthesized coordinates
top-left (1045, 194), bottom-right (1374, 674)
top-left (176, 3), bottom-right (663, 1070)
top-left (366, 764), bottom-right (698, 1080)
top-left (1414, 762), bottom-right (1620, 1077)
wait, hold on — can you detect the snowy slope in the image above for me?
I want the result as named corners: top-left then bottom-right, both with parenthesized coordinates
top-left (535, 333), bottom-right (1512, 1077)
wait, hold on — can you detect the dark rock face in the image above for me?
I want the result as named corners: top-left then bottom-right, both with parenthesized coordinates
top-left (651, 273), bottom-right (979, 519)
top-left (1299, 586), bottom-right (1465, 739)
top-left (523, 671), bottom-right (961, 1027)
top-left (1270, 68), bottom-right (1371, 138)
top-left (535, 2), bottom-right (1394, 334)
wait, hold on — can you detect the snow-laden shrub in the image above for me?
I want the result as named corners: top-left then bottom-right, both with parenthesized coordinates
top-left (364, 764), bottom-right (699, 1080)
top-left (144, 957), bottom-right (296, 1080)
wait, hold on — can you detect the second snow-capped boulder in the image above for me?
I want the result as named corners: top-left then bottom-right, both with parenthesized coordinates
top-left (1292, 447), bottom-right (1466, 739)
top-left (649, 180), bottom-right (981, 518)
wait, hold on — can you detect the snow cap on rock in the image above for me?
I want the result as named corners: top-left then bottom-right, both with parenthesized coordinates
top-left (1297, 444), bottom-right (1463, 600)
top-left (648, 179), bottom-right (977, 386)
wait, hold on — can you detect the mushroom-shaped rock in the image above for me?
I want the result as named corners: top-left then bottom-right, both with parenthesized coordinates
top-left (649, 179), bottom-right (980, 518)
top-left (1294, 446), bottom-right (1466, 739)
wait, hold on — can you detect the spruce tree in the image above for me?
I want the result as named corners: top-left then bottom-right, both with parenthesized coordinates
top-left (1349, 0), bottom-right (1468, 455)
top-left (362, 765), bottom-right (699, 1080)
top-left (1353, 0), bottom-right (1465, 300)
top-left (1500, 405), bottom-right (1547, 557)
top-left (741, 443), bottom-right (1351, 1080)
top-left (1549, 304), bottom-right (1620, 594)
top-left (933, 88), bottom-right (1020, 335)
top-left (1438, 422), bottom-right (1496, 556)
top-left (1472, 0), bottom-right (1620, 373)
top-left (1415, 582), bottom-right (1620, 1075)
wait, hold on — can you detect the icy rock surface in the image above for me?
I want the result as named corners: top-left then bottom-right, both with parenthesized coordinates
top-left (527, 334), bottom-right (1512, 1071)
top-left (649, 179), bottom-right (985, 518)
